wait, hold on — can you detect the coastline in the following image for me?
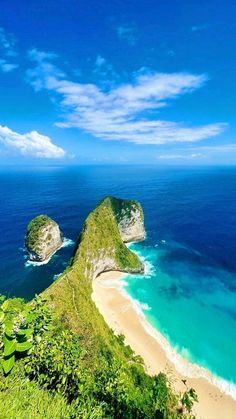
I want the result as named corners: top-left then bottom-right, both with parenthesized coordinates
top-left (25, 237), bottom-right (74, 267)
top-left (92, 271), bottom-right (236, 419)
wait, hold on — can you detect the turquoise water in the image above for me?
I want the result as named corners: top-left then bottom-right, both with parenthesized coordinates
top-left (124, 241), bottom-right (236, 395)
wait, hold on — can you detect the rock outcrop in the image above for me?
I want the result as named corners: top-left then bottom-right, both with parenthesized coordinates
top-left (26, 215), bottom-right (63, 262)
top-left (110, 197), bottom-right (145, 242)
top-left (73, 196), bottom-right (145, 281)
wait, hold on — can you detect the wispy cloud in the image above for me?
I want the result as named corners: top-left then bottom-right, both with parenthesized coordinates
top-left (192, 144), bottom-right (236, 153)
top-left (157, 144), bottom-right (236, 161)
top-left (26, 49), bottom-right (226, 145)
top-left (117, 23), bottom-right (138, 46)
top-left (0, 27), bottom-right (17, 55)
top-left (93, 54), bottom-right (118, 81)
top-left (0, 59), bottom-right (18, 73)
top-left (27, 48), bottom-right (65, 91)
top-left (0, 27), bottom-right (18, 72)
top-left (28, 48), bottom-right (58, 62)
top-left (158, 153), bottom-right (203, 160)
top-left (0, 124), bottom-right (65, 158)
top-left (191, 24), bottom-right (210, 32)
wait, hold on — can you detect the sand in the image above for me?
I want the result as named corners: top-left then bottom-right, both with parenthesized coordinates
top-left (92, 271), bottom-right (236, 419)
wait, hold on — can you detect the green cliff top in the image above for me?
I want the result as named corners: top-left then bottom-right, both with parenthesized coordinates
top-left (102, 195), bottom-right (143, 219)
top-left (73, 196), bottom-right (143, 278)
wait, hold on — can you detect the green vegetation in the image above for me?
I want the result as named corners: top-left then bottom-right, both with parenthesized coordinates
top-left (0, 294), bottom-right (197, 418)
top-left (26, 215), bottom-right (56, 253)
top-left (73, 196), bottom-right (143, 281)
top-left (0, 197), bottom-right (198, 417)
top-left (106, 195), bottom-right (144, 224)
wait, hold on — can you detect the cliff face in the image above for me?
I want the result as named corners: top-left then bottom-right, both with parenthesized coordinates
top-left (73, 196), bottom-right (145, 281)
top-left (26, 215), bottom-right (62, 262)
top-left (110, 197), bottom-right (145, 243)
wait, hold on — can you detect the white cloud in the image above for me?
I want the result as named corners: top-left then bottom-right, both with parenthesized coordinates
top-left (0, 125), bottom-right (65, 158)
top-left (28, 48), bottom-right (58, 62)
top-left (117, 23), bottom-right (137, 46)
top-left (157, 144), bottom-right (236, 161)
top-left (26, 50), bottom-right (227, 145)
top-left (26, 50), bottom-right (65, 91)
top-left (0, 27), bottom-right (16, 55)
top-left (0, 59), bottom-right (18, 73)
top-left (158, 153), bottom-right (203, 160)
top-left (93, 54), bottom-right (118, 80)
top-left (192, 144), bottom-right (236, 153)
top-left (94, 54), bottom-right (106, 68)
top-left (191, 24), bottom-right (210, 32)
top-left (0, 27), bottom-right (18, 72)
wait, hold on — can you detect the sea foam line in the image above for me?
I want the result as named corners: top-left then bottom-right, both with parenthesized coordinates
top-left (25, 237), bottom-right (74, 267)
top-left (118, 271), bottom-right (236, 400)
top-left (104, 244), bottom-right (236, 401)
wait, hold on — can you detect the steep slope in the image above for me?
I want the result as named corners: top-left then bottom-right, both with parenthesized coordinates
top-left (73, 196), bottom-right (145, 281)
top-left (109, 196), bottom-right (145, 242)
top-left (45, 196), bottom-right (145, 348)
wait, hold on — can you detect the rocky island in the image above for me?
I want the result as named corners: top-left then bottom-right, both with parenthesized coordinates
top-left (25, 214), bottom-right (63, 262)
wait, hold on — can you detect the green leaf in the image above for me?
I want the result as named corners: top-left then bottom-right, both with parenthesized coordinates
top-left (16, 328), bottom-right (33, 338)
top-left (15, 341), bottom-right (32, 352)
top-left (2, 354), bottom-right (15, 374)
top-left (3, 335), bottom-right (16, 356)
top-left (24, 328), bottom-right (33, 338)
top-left (35, 335), bottom-right (42, 343)
top-left (2, 300), bottom-right (11, 312)
top-left (16, 329), bottom-right (27, 336)
top-left (26, 313), bottom-right (34, 323)
top-left (4, 320), bottom-right (14, 337)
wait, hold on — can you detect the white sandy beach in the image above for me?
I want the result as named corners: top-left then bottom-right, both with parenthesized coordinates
top-left (92, 271), bottom-right (236, 419)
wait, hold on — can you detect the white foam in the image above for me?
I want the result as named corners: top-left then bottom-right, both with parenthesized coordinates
top-left (141, 317), bottom-right (236, 400)
top-left (53, 272), bottom-right (63, 280)
top-left (101, 276), bottom-right (128, 291)
top-left (126, 242), bottom-right (135, 249)
top-left (25, 237), bottom-right (74, 267)
top-left (61, 237), bottom-right (74, 248)
top-left (144, 260), bottom-right (155, 276)
top-left (119, 246), bottom-right (236, 401)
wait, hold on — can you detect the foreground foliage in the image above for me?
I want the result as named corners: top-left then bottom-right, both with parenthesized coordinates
top-left (0, 294), bottom-right (197, 418)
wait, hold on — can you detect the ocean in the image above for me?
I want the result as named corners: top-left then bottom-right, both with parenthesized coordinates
top-left (0, 165), bottom-right (236, 395)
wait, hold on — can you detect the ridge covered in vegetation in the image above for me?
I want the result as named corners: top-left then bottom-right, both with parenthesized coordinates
top-left (73, 196), bottom-right (144, 281)
top-left (0, 197), bottom-right (198, 418)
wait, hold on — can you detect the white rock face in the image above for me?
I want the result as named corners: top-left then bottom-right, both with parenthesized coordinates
top-left (117, 205), bottom-right (145, 243)
top-left (87, 252), bottom-right (143, 281)
top-left (27, 220), bottom-right (63, 262)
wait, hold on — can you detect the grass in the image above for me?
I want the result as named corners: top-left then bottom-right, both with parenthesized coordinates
top-left (0, 364), bottom-right (76, 419)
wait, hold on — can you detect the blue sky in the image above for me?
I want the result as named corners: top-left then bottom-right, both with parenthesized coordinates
top-left (0, 0), bottom-right (236, 165)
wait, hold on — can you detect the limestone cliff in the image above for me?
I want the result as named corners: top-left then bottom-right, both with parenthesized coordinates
top-left (109, 197), bottom-right (145, 242)
top-left (73, 196), bottom-right (145, 281)
top-left (26, 215), bottom-right (63, 262)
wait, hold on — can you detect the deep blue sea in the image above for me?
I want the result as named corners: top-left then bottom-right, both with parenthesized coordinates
top-left (0, 165), bottom-right (236, 393)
